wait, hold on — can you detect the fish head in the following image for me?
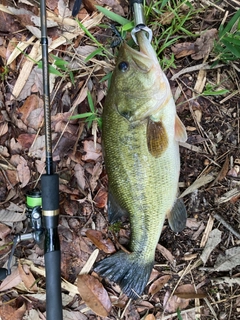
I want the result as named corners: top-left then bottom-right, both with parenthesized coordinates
top-left (110, 32), bottom-right (171, 122)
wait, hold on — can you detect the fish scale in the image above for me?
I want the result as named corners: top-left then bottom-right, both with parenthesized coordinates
top-left (94, 31), bottom-right (187, 298)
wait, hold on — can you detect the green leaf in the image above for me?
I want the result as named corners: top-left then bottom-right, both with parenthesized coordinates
top-left (177, 308), bottom-right (183, 320)
top-left (87, 91), bottom-right (95, 113)
top-left (38, 61), bottom-right (64, 76)
top-left (122, 21), bottom-right (134, 32)
top-left (100, 72), bottom-right (112, 83)
top-left (202, 89), bottom-right (229, 96)
top-left (223, 35), bottom-right (240, 46)
top-left (69, 71), bottom-right (75, 85)
top-left (97, 117), bottom-right (102, 130)
top-left (77, 20), bottom-right (103, 48)
top-left (96, 5), bottom-right (130, 25)
top-left (160, 0), bottom-right (170, 9)
top-left (219, 10), bottom-right (240, 38)
top-left (70, 112), bottom-right (93, 119)
top-left (221, 39), bottom-right (240, 57)
top-left (85, 47), bottom-right (105, 61)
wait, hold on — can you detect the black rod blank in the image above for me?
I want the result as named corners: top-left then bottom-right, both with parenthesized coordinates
top-left (39, 0), bottom-right (63, 319)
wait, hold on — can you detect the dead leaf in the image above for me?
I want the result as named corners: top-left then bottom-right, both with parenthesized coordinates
top-left (90, 162), bottom-right (103, 192)
top-left (77, 274), bottom-right (111, 317)
top-left (163, 289), bottom-right (190, 313)
top-left (0, 223), bottom-right (11, 239)
top-left (157, 243), bottom-right (175, 264)
top-left (191, 29), bottom-right (218, 60)
top-left (93, 187), bottom-right (108, 208)
top-left (18, 263), bottom-right (38, 291)
top-left (0, 302), bottom-right (26, 320)
top-left (215, 155), bottom-right (229, 183)
top-left (17, 133), bottom-right (36, 149)
top-left (17, 94), bottom-right (44, 129)
top-left (96, 0), bottom-right (124, 16)
top-left (0, 267), bottom-right (22, 292)
top-left (180, 173), bottom-right (215, 198)
top-left (145, 315), bottom-right (156, 320)
top-left (214, 247), bottom-right (240, 271)
top-left (159, 11), bottom-right (175, 25)
top-left (74, 163), bottom-right (86, 190)
top-left (164, 284), bottom-right (205, 313)
top-left (200, 229), bottom-right (222, 265)
top-left (172, 29), bottom-right (217, 60)
top-left (0, 121), bottom-right (8, 137)
top-left (82, 140), bottom-right (102, 161)
top-left (136, 300), bottom-right (154, 313)
top-left (18, 66), bottom-right (44, 100)
top-left (62, 309), bottom-right (88, 320)
top-left (149, 275), bottom-right (171, 295)
top-left (171, 42), bottom-right (195, 58)
top-left (11, 154), bottom-right (30, 188)
top-left (86, 229), bottom-right (116, 254)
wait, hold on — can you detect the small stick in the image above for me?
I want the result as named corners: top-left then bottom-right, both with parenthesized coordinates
top-left (214, 213), bottom-right (240, 240)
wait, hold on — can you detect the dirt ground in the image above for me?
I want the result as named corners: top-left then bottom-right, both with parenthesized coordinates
top-left (0, 0), bottom-right (240, 319)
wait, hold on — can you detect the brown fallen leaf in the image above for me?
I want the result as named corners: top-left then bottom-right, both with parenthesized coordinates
top-left (17, 94), bottom-right (43, 127)
top-left (0, 267), bottom-right (22, 292)
top-left (17, 133), bottom-right (36, 149)
top-left (82, 140), bottom-right (102, 161)
top-left (11, 154), bottom-right (30, 188)
top-left (136, 300), bottom-right (154, 313)
top-left (0, 224), bottom-right (11, 239)
top-left (145, 315), bottom-right (156, 320)
top-left (0, 121), bottom-right (8, 137)
top-left (0, 302), bottom-right (26, 320)
top-left (191, 28), bottom-right (218, 60)
top-left (171, 42), bottom-right (195, 58)
top-left (159, 11), bottom-right (175, 25)
top-left (156, 243), bottom-right (175, 264)
top-left (174, 284), bottom-right (206, 299)
top-left (149, 275), bottom-right (171, 295)
top-left (90, 162), bottom-right (103, 192)
top-left (163, 289), bottom-right (189, 313)
top-left (172, 29), bottom-right (217, 60)
top-left (77, 274), bottom-right (111, 317)
top-left (94, 187), bottom-right (108, 208)
top-left (74, 163), bottom-right (86, 190)
top-left (214, 155), bottom-right (229, 182)
top-left (18, 264), bottom-right (38, 292)
top-left (86, 229), bottom-right (116, 254)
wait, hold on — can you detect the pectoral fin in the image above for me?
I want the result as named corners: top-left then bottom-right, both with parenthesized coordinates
top-left (168, 198), bottom-right (187, 232)
top-left (147, 118), bottom-right (168, 158)
top-left (107, 191), bottom-right (128, 223)
top-left (175, 115), bottom-right (187, 143)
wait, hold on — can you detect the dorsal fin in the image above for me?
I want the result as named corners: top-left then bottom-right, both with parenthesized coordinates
top-left (147, 118), bottom-right (168, 158)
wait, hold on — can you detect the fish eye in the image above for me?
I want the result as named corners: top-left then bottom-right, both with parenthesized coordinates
top-left (118, 61), bottom-right (129, 72)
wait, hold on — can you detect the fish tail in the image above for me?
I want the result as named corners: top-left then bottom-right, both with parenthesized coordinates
top-left (94, 251), bottom-right (153, 299)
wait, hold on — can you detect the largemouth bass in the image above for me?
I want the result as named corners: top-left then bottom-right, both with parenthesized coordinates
top-left (95, 31), bottom-right (187, 299)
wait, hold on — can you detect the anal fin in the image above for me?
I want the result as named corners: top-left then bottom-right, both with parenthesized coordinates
top-left (168, 198), bottom-right (187, 233)
top-left (108, 191), bottom-right (128, 223)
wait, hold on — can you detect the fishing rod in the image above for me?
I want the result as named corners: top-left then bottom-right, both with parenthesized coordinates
top-left (0, 1), bottom-right (63, 319)
top-left (39, 0), bottom-right (63, 318)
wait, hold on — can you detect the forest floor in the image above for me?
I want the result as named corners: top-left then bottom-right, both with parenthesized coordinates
top-left (0, 0), bottom-right (240, 319)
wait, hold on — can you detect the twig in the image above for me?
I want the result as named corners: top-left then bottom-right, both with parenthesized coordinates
top-left (171, 63), bottom-right (224, 80)
top-left (214, 213), bottom-right (240, 240)
top-left (159, 306), bottom-right (203, 319)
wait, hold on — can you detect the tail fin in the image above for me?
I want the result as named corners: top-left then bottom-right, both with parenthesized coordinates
top-left (94, 251), bottom-right (153, 299)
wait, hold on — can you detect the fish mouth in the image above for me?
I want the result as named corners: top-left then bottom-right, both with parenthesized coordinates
top-left (122, 41), bottom-right (153, 72)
